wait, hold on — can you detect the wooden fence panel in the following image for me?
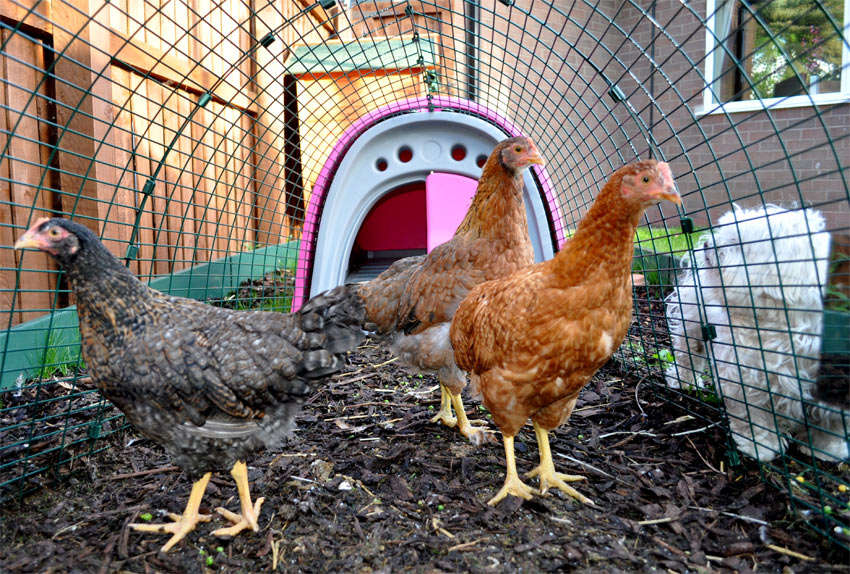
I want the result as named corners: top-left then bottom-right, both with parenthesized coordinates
top-left (1, 0), bottom-right (333, 325)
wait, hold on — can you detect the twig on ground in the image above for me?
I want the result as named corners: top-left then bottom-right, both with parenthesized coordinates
top-left (634, 376), bottom-right (648, 416)
top-left (662, 415), bottom-right (694, 426)
top-left (289, 476), bottom-right (319, 485)
top-left (108, 466), bottom-right (179, 480)
top-left (432, 517), bottom-right (455, 539)
top-left (684, 436), bottom-right (723, 474)
top-left (371, 357), bottom-right (399, 369)
top-left (687, 506), bottom-right (769, 525)
top-left (329, 373), bottom-right (373, 386)
top-left (554, 452), bottom-right (619, 482)
top-left (448, 538), bottom-right (486, 552)
top-left (323, 414), bottom-right (372, 422)
top-left (598, 430), bottom-right (657, 440)
top-left (339, 473), bottom-right (377, 498)
top-left (637, 517), bottom-right (674, 526)
top-left (766, 544), bottom-right (814, 561)
top-left (651, 536), bottom-right (687, 556)
top-left (670, 422), bottom-right (720, 437)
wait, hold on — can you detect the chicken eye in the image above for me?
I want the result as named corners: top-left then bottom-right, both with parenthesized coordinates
top-left (642, 175), bottom-right (651, 183)
top-left (514, 146), bottom-right (522, 153)
top-left (48, 228), bottom-right (61, 238)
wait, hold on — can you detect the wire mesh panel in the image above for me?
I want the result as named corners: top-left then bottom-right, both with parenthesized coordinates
top-left (0, 0), bottom-right (848, 547)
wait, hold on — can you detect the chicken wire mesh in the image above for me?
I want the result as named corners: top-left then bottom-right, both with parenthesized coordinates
top-left (0, 0), bottom-right (848, 546)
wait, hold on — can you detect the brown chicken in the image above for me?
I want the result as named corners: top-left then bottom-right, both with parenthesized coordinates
top-left (15, 218), bottom-right (365, 551)
top-left (353, 137), bottom-right (541, 443)
top-left (450, 160), bottom-right (681, 505)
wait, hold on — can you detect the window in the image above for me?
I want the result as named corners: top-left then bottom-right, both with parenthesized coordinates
top-left (703, 0), bottom-right (850, 113)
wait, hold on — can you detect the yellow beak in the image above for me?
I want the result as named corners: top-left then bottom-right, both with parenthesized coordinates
top-left (656, 189), bottom-right (682, 206)
top-left (14, 231), bottom-right (44, 250)
top-left (14, 217), bottom-right (52, 250)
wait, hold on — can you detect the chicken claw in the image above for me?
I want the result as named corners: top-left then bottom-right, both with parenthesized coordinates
top-left (488, 435), bottom-right (538, 506)
top-left (213, 461), bottom-right (264, 538)
top-left (430, 384), bottom-right (458, 427)
top-left (214, 497), bottom-right (264, 537)
top-left (450, 392), bottom-right (492, 445)
top-left (130, 473), bottom-right (213, 552)
top-left (527, 423), bottom-right (594, 505)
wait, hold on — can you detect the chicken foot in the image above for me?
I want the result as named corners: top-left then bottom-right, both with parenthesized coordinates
top-left (130, 472), bottom-right (213, 552)
top-left (430, 384), bottom-right (457, 428)
top-left (214, 460), bottom-right (265, 537)
top-left (526, 422), bottom-right (593, 505)
top-left (487, 435), bottom-right (537, 506)
top-left (449, 391), bottom-right (491, 445)
top-left (430, 385), bottom-right (491, 444)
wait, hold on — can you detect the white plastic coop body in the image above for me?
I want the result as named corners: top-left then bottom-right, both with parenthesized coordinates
top-left (292, 97), bottom-right (563, 309)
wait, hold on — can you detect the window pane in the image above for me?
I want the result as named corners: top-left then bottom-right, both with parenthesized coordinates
top-left (712, 0), bottom-right (845, 103)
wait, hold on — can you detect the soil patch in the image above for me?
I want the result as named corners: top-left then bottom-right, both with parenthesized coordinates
top-left (1, 337), bottom-right (848, 573)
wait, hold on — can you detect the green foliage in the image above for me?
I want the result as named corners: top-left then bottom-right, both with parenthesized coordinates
top-left (29, 330), bottom-right (86, 380)
top-left (633, 226), bottom-right (703, 256)
top-left (652, 348), bottom-right (675, 366)
top-left (747, 0), bottom-right (843, 97)
top-left (825, 287), bottom-right (850, 313)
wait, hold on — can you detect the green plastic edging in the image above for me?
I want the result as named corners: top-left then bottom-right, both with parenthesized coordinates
top-left (0, 240), bottom-right (299, 390)
top-left (287, 38), bottom-right (437, 76)
top-left (821, 309), bottom-right (850, 355)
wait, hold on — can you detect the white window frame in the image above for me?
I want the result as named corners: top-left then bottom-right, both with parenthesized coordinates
top-left (699, 0), bottom-right (850, 116)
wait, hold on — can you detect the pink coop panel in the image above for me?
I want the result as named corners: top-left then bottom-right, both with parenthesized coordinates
top-left (355, 183), bottom-right (426, 251)
top-left (425, 173), bottom-right (477, 252)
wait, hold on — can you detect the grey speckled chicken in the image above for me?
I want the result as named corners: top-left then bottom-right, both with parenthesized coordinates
top-left (15, 218), bottom-right (365, 552)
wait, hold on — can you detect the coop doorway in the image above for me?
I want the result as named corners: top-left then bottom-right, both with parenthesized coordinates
top-left (292, 97), bottom-right (562, 310)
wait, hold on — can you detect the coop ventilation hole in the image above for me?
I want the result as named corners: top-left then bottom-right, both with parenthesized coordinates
top-left (451, 145), bottom-right (467, 161)
top-left (398, 146), bottom-right (413, 163)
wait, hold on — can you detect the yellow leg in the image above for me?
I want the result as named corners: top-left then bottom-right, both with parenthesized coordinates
top-left (487, 435), bottom-right (537, 506)
top-left (430, 384), bottom-right (458, 428)
top-left (526, 422), bottom-right (593, 505)
top-left (449, 391), bottom-right (490, 445)
top-left (213, 461), bottom-right (265, 537)
top-left (130, 472), bottom-right (213, 553)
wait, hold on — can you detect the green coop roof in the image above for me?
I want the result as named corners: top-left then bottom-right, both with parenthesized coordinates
top-left (286, 38), bottom-right (436, 76)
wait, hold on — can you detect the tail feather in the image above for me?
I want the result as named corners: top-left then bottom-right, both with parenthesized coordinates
top-left (299, 284), bottom-right (369, 356)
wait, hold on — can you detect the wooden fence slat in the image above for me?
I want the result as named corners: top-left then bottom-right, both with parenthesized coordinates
top-left (52, 0), bottom-right (119, 241)
top-left (190, 100), bottom-right (214, 263)
top-left (253, 0), bottom-right (288, 245)
top-left (4, 29), bottom-right (53, 323)
top-left (34, 32), bottom-right (61, 300)
top-left (128, 74), bottom-right (155, 279)
top-left (109, 66), bottom-right (140, 276)
top-left (0, 32), bottom-right (22, 327)
top-left (175, 93), bottom-right (196, 270)
top-left (144, 79), bottom-right (170, 276)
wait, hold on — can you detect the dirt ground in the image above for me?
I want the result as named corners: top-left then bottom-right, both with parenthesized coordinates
top-left (1, 337), bottom-right (849, 573)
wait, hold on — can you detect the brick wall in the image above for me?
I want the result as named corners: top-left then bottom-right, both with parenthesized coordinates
top-left (471, 0), bottom-right (848, 232)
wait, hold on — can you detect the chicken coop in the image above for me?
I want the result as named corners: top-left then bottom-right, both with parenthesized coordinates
top-left (1, 0), bottom-right (849, 555)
